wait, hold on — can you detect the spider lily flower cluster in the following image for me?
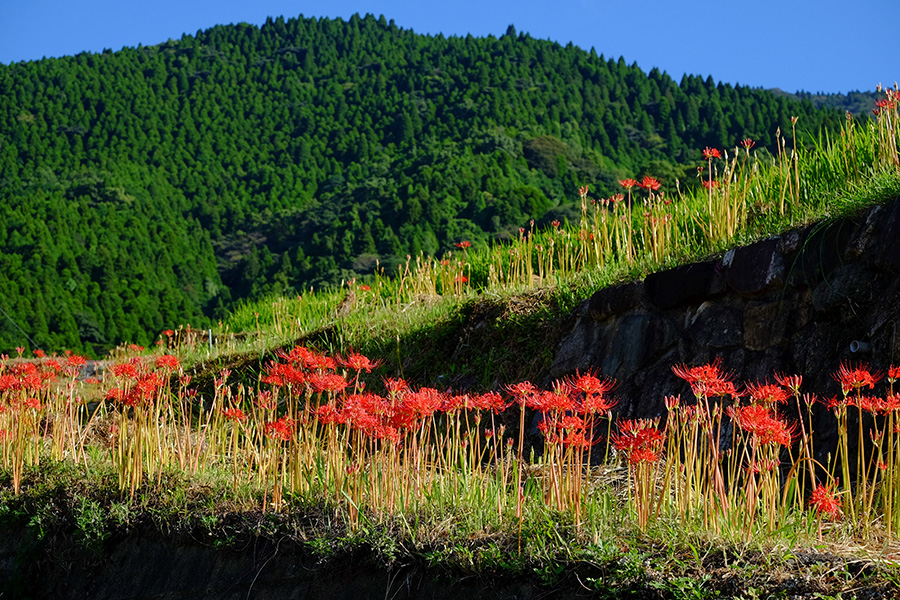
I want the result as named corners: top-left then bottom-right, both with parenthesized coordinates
top-left (5, 343), bottom-right (900, 545)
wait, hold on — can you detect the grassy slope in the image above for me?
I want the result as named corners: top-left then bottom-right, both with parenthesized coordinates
top-left (3, 96), bottom-right (900, 599)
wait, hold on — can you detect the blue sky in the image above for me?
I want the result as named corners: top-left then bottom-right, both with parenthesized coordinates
top-left (1, 0), bottom-right (896, 94)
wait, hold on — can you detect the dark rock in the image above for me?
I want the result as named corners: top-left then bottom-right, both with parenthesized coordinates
top-left (871, 199), bottom-right (900, 272)
top-left (588, 280), bottom-right (643, 321)
top-left (597, 312), bottom-right (679, 382)
top-left (724, 238), bottom-right (785, 296)
top-left (743, 300), bottom-right (790, 351)
top-left (686, 301), bottom-right (743, 349)
top-left (844, 204), bottom-right (883, 261)
top-left (644, 260), bottom-right (724, 309)
top-left (789, 219), bottom-right (854, 287)
top-left (777, 230), bottom-right (803, 255)
top-left (810, 263), bottom-right (875, 314)
top-left (790, 322), bottom-right (846, 383)
top-left (548, 300), bottom-right (601, 379)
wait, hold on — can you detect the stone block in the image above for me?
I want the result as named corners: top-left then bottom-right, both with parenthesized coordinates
top-left (872, 198), bottom-right (900, 272)
top-left (687, 301), bottom-right (743, 349)
top-left (743, 300), bottom-right (790, 351)
top-left (588, 280), bottom-right (643, 321)
top-left (811, 263), bottom-right (874, 314)
top-left (644, 260), bottom-right (724, 309)
top-left (724, 238), bottom-right (785, 296)
top-left (598, 312), bottom-right (679, 382)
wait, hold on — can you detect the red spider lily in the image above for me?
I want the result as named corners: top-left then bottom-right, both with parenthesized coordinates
top-left (383, 377), bottom-right (409, 397)
top-left (315, 403), bottom-right (346, 425)
top-left (307, 372), bottom-right (349, 394)
top-left (834, 362), bottom-right (882, 393)
top-left (819, 395), bottom-right (846, 414)
top-left (106, 387), bottom-right (130, 406)
top-left (618, 178), bottom-right (637, 189)
top-left (505, 381), bottom-right (537, 402)
top-left (671, 358), bottom-right (737, 398)
top-left (399, 387), bottom-right (441, 418)
top-left (531, 389), bottom-right (573, 413)
top-left (664, 395), bottom-right (680, 410)
top-left (20, 374), bottom-right (45, 392)
top-left (265, 417), bottom-right (295, 442)
top-left (155, 354), bottom-right (180, 371)
top-left (701, 147), bottom-right (722, 160)
top-left (222, 407), bottom-right (247, 421)
top-left (612, 419), bottom-right (664, 464)
top-left (306, 354), bottom-right (337, 372)
top-left (551, 378), bottom-right (573, 398)
top-left (557, 415), bottom-right (587, 431)
top-left (455, 275), bottom-right (468, 284)
top-left (568, 370), bottom-right (615, 397)
top-left (11, 362), bottom-right (38, 377)
top-left (883, 393), bottom-right (900, 412)
top-left (809, 482), bottom-right (842, 520)
top-left (551, 220), bottom-right (561, 228)
top-left (67, 355), bottom-right (87, 367)
top-left (277, 346), bottom-right (336, 371)
top-left (740, 138), bottom-right (755, 150)
top-left (133, 373), bottom-right (163, 402)
top-left (111, 362), bottom-right (139, 379)
top-left (473, 391), bottom-right (508, 414)
top-left (340, 351), bottom-right (381, 373)
top-left (106, 375), bottom-right (159, 407)
top-left (358, 284), bottom-right (370, 291)
top-left (256, 390), bottom-right (276, 410)
top-left (562, 431), bottom-right (597, 449)
top-left (848, 395), bottom-right (884, 414)
top-left (455, 240), bottom-right (472, 249)
top-left (730, 405), bottom-right (795, 446)
top-left (373, 424), bottom-right (402, 443)
top-left (33, 349), bottom-right (45, 358)
top-left (442, 393), bottom-right (473, 412)
top-left (261, 362), bottom-right (305, 387)
top-left (388, 404), bottom-right (420, 432)
top-left (628, 446), bottom-right (661, 464)
top-left (775, 373), bottom-right (802, 393)
top-left (701, 180), bottom-right (719, 190)
top-left (639, 175), bottom-right (661, 191)
top-left (745, 381), bottom-right (791, 406)
top-left (888, 365), bottom-right (900, 382)
top-left (215, 369), bottom-right (231, 388)
top-left (581, 393), bottom-right (617, 414)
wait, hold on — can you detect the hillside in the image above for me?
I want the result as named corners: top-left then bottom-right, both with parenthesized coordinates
top-left (0, 13), bottom-right (851, 353)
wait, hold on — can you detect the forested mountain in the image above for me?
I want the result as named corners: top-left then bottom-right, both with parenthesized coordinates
top-left (0, 14), bottom-right (850, 353)
top-left (770, 88), bottom-right (879, 116)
